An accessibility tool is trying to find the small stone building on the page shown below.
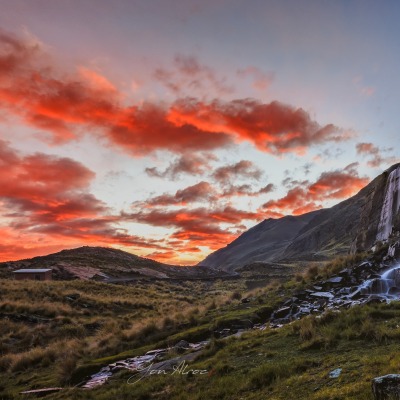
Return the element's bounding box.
[13,269,52,281]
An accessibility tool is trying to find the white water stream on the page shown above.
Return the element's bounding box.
[376,166,400,241]
[359,263,400,299]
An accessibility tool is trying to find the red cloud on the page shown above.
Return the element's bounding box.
[0,31,233,152]
[123,206,261,250]
[0,141,166,261]
[0,31,349,157]
[262,164,370,215]
[168,98,350,155]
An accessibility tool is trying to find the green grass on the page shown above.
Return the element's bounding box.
[0,253,397,399]
[15,300,399,400]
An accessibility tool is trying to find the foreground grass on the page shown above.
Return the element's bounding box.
[38,301,400,400]
[0,277,249,397]
[0,253,397,399]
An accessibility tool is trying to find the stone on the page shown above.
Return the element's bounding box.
[359,261,373,268]
[389,287,400,295]
[174,340,190,351]
[329,368,342,378]
[349,289,362,300]
[326,276,343,284]
[310,292,334,299]
[273,306,291,319]
[372,374,400,400]
[366,296,386,305]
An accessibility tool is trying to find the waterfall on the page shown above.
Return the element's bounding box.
[360,264,400,298]
[376,166,400,241]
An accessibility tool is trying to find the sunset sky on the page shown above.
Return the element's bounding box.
[0,0,399,264]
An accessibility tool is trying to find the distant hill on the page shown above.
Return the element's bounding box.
[200,163,400,271]
[0,246,233,280]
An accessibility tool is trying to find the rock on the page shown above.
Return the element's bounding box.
[349,289,362,300]
[174,340,190,351]
[329,368,342,378]
[326,276,343,284]
[366,296,386,305]
[359,261,373,268]
[394,269,400,287]
[310,292,334,299]
[65,293,80,301]
[389,287,400,295]
[372,374,400,400]
[338,268,352,277]
[337,287,351,295]
[273,306,291,319]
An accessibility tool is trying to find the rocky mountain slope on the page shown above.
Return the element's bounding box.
[0,246,232,280]
[200,163,400,271]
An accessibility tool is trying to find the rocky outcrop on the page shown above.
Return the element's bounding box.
[372,374,400,400]
[269,246,400,326]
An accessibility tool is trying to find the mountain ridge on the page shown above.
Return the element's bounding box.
[0,245,232,280]
[200,163,400,271]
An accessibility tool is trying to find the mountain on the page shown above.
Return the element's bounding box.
[200,163,400,271]
[0,246,232,280]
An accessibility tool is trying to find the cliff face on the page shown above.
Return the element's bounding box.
[200,163,400,271]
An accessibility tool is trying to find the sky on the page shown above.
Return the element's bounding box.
[0,0,399,264]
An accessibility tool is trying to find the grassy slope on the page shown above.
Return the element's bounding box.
[0,277,245,398]
[0,252,397,400]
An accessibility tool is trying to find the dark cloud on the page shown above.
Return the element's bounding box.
[144,182,218,206]
[154,54,234,96]
[212,160,263,184]
[145,153,216,179]
[356,142,398,168]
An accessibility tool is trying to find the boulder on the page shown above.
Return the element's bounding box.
[372,374,400,400]
[174,340,190,352]
[273,306,291,319]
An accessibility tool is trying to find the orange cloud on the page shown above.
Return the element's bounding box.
[123,205,261,251]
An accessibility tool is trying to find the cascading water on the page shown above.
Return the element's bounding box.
[376,166,400,241]
[359,264,400,299]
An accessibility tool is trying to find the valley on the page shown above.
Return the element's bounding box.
[1,163,400,399]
